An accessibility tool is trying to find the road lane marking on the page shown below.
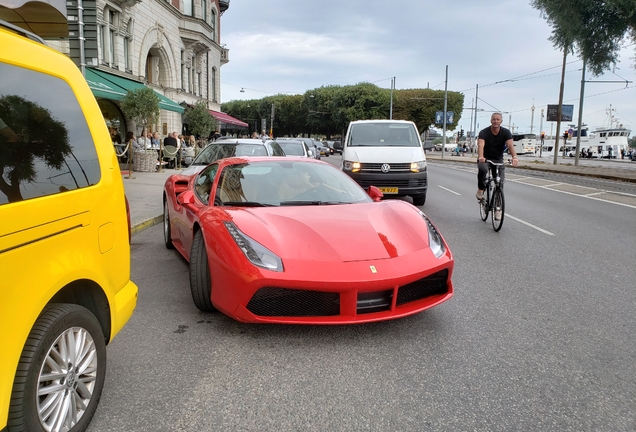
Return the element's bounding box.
[437,185,461,195]
[507,214,555,236]
[430,163,636,209]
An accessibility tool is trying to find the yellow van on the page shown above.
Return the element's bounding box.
[0,21,137,431]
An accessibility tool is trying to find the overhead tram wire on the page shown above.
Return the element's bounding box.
[458,59,582,93]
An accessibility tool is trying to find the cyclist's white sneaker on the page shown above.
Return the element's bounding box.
[476,190,484,200]
[494,209,502,220]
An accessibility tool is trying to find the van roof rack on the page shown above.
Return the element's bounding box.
[0,18,45,44]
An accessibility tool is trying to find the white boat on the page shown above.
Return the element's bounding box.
[539,107,631,158]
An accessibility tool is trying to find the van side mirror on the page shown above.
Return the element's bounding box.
[367,186,384,202]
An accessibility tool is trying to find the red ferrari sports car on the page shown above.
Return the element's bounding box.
[163,157,453,324]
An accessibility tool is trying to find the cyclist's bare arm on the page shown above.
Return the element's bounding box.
[505,138,519,167]
[477,138,486,163]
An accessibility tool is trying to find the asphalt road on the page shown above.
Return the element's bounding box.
[87,158,635,432]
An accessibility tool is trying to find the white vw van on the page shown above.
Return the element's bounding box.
[341,120,428,206]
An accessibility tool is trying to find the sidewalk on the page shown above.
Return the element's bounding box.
[122,155,636,234]
[425,152,636,182]
[120,167,178,234]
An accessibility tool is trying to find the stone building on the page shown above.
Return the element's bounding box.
[48,0,237,140]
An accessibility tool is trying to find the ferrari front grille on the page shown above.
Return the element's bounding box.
[396,269,449,306]
[247,287,340,317]
[357,289,393,314]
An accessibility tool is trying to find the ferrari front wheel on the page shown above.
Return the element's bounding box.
[189,229,216,312]
[8,304,106,432]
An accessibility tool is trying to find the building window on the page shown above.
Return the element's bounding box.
[108,29,115,64]
[210,10,216,41]
[184,0,192,16]
[198,72,202,96]
[180,50,186,90]
[99,25,105,62]
[202,0,207,22]
[211,67,216,102]
[188,65,193,93]
[123,37,129,70]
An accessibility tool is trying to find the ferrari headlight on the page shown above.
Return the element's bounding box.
[343,160,361,173]
[224,222,284,272]
[419,211,445,258]
[411,160,427,173]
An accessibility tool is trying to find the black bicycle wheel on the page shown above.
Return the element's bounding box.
[479,181,491,221]
[491,187,505,231]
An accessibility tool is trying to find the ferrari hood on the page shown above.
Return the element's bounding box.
[228,201,430,262]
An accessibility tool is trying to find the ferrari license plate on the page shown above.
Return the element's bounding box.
[379,187,398,194]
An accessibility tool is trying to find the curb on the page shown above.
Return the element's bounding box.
[131,215,163,235]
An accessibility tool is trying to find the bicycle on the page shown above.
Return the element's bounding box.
[478,160,505,232]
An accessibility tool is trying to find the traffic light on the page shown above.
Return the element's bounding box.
[460,129,464,138]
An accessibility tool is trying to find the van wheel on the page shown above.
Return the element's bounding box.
[412,193,426,206]
[8,304,106,432]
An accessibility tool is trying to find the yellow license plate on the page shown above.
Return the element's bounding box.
[379,187,398,194]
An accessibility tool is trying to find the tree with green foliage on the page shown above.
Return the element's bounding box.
[184,100,215,139]
[120,87,160,136]
[532,0,636,75]
[393,88,464,135]
[221,83,464,138]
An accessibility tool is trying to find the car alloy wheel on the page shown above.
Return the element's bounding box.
[9,304,106,432]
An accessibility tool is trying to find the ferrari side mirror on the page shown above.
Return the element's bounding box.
[367,186,384,202]
[177,190,195,205]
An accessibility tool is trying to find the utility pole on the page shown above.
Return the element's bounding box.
[574,59,586,166]
[469,98,474,149]
[530,99,535,134]
[269,103,275,137]
[442,65,448,160]
[539,108,544,157]
[553,48,568,165]
[472,84,479,151]
[389,76,395,120]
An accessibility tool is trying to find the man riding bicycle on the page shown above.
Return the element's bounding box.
[476,112,518,205]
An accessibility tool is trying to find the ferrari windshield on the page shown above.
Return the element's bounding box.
[213,160,372,206]
[349,122,420,147]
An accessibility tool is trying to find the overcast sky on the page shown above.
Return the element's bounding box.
[219,0,636,136]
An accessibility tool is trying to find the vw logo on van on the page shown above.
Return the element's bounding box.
[381,164,391,173]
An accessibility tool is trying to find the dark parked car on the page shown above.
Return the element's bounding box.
[333,140,343,154]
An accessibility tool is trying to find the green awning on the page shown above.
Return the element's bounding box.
[84,68,185,114]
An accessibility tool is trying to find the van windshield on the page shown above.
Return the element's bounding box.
[349,123,420,147]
